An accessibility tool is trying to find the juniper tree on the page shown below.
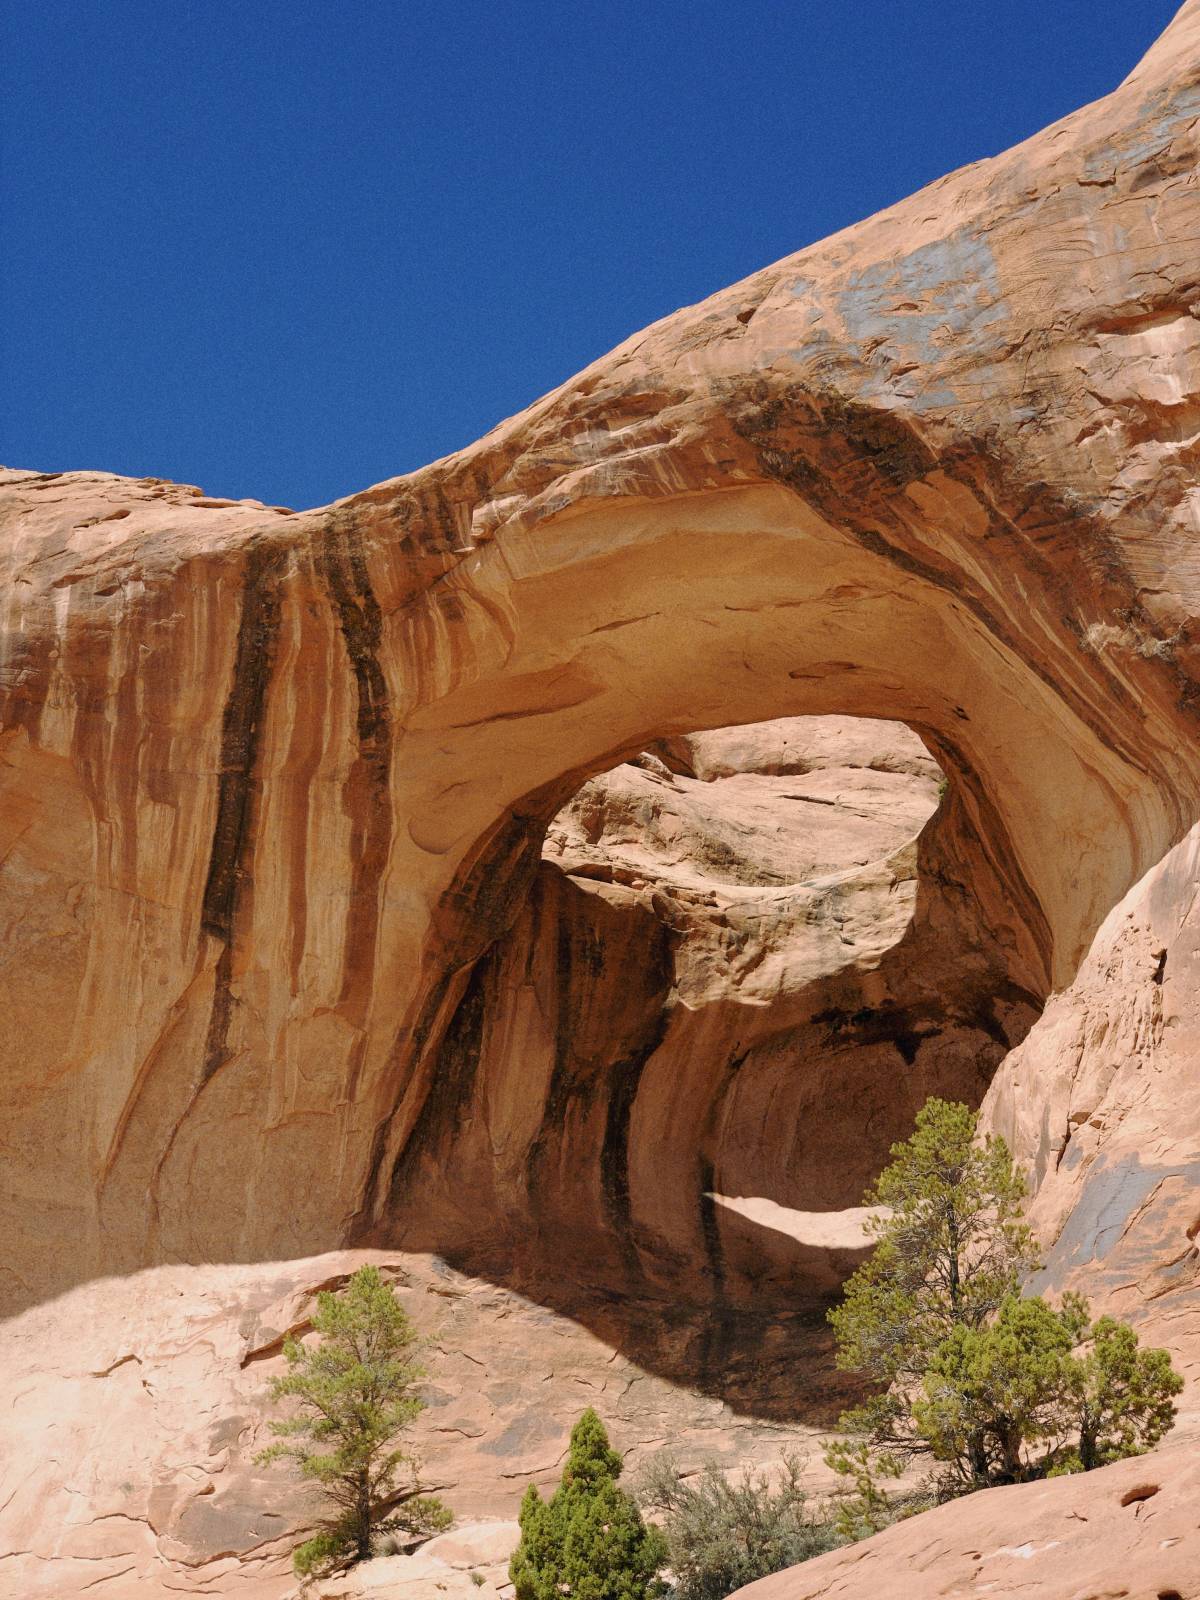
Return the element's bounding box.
[825,1100,1182,1507]
[827,1098,1041,1465]
[911,1292,1183,1491]
[912,1293,1076,1489]
[1057,1301,1183,1473]
[256,1265,451,1577]
[510,1410,666,1600]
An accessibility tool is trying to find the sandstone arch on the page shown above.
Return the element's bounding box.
[1,0,1199,1330]
[373,711,1048,1349]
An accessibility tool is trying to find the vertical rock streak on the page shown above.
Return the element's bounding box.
[315,517,393,1070]
[198,540,286,1080]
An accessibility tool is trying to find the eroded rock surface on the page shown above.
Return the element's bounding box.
[0,1251,838,1599]
[982,821,1200,1392]
[3,2,1200,1312]
[0,719,941,1595]
[4,2,1200,1596]
[400,715,1036,1318]
[721,813,1200,1600]
[732,1442,1200,1600]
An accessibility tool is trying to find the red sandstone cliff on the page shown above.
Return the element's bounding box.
[3,2,1200,1594]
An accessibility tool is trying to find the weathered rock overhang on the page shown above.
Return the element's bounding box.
[1,0,1199,1328]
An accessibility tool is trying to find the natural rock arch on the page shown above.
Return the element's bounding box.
[1,0,1199,1319]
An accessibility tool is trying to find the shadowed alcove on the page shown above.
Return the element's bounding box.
[357,709,1046,1415]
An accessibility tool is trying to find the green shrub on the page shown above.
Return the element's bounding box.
[1054,1303,1183,1473]
[821,1438,902,1542]
[510,1410,666,1600]
[637,1452,837,1600]
[913,1293,1076,1489]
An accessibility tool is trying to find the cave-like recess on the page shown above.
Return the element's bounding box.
[354,713,1043,1409]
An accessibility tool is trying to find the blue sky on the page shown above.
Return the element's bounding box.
[3,1,1181,510]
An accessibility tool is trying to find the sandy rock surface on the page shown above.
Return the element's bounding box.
[0,1250,842,1598]
[302,1523,519,1600]
[733,1442,1200,1600]
[402,709,1029,1317]
[0,719,923,1596]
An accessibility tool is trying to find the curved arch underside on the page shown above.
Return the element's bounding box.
[1,0,1200,1317]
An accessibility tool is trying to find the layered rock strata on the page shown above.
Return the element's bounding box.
[4,0,1200,1309]
[4,2,1200,1596]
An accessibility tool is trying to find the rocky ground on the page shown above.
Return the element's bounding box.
[736,1442,1200,1600]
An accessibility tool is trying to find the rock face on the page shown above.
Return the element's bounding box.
[0,1250,833,1599]
[725,816,1200,1600]
[398,715,1037,1321]
[981,820,1200,1386]
[4,0,1200,1314]
[0,722,972,1596]
[4,2,1200,1596]
[733,1442,1200,1600]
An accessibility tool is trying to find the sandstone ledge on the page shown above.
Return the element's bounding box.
[733,1442,1200,1600]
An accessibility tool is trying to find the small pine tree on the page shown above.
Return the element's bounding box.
[1056,1301,1183,1473]
[828,1098,1041,1467]
[510,1410,667,1600]
[825,1101,1183,1509]
[255,1265,451,1577]
[830,1099,1040,1392]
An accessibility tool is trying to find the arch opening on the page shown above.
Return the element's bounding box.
[99,474,1190,1332]
[366,713,1045,1414]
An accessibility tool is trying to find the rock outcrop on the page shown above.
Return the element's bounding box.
[5,0,1200,1310]
[982,820,1200,1388]
[733,1441,1200,1600]
[4,2,1200,1595]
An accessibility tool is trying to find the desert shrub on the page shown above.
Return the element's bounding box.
[913,1291,1183,1492]
[637,1452,837,1600]
[913,1292,1077,1489]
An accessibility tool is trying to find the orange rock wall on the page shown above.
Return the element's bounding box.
[3,5,1200,1596]
[4,0,1200,1304]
